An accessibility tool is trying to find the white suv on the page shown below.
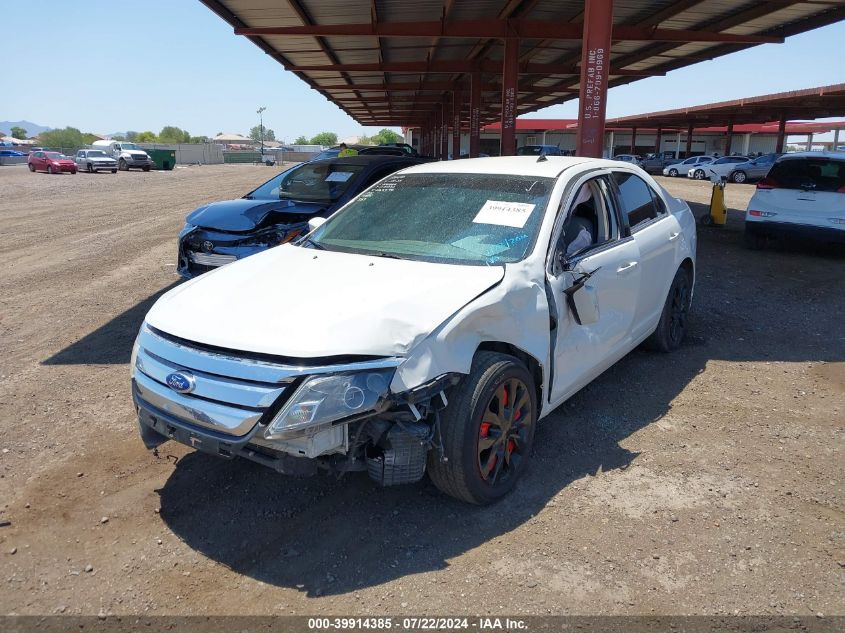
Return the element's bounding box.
[131,157,697,504]
[744,152,845,248]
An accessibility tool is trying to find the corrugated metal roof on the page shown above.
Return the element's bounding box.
[199,0,845,127]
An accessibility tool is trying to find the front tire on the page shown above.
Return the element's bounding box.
[694,169,706,180]
[644,267,691,353]
[48,165,56,174]
[731,170,747,183]
[87,162,95,173]
[142,165,151,172]
[118,158,127,171]
[668,168,678,177]
[428,352,537,505]
[111,169,117,174]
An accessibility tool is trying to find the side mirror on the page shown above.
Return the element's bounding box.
[308,217,327,232]
[564,280,600,325]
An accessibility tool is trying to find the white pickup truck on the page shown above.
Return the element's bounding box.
[132,156,696,504]
[91,140,155,171]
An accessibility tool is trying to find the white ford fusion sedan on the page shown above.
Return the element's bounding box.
[132,156,697,504]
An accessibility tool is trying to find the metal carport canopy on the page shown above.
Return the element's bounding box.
[604,83,845,154]
[198,0,845,158]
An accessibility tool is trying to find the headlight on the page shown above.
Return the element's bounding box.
[265,369,394,437]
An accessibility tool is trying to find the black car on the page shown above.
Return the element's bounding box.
[177,155,426,279]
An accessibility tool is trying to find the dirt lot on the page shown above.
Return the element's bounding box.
[0,164,842,617]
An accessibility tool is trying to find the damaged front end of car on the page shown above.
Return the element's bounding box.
[132,322,461,486]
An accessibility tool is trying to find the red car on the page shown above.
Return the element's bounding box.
[28,151,78,174]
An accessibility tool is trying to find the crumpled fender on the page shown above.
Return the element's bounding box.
[391,258,550,396]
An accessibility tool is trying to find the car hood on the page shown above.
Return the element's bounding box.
[187,198,328,232]
[90,156,115,162]
[145,244,505,358]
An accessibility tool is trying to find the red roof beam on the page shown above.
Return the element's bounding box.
[235,20,783,44]
[285,60,663,76]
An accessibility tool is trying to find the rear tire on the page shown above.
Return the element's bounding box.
[28,163,35,172]
[644,267,691,353]
[427,352,537,505]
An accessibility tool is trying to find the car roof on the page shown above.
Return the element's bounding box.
[777,151,845,161]
[309,154,425,167]
[397,155,609,178]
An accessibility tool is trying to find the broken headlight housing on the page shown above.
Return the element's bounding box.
[264,369,394,438]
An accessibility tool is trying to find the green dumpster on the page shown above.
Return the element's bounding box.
[146,149,176,170]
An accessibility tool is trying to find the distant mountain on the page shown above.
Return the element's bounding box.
[0,120,52,138]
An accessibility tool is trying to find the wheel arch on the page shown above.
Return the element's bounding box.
[474,341,544,416]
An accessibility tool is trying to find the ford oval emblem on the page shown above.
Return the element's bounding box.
[166,371,196,394]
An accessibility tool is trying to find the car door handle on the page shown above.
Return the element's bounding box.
[617,261,638,274]
[668,231,680,241]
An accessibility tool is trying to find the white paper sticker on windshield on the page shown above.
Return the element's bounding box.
[325,171,353,182]
[472,200,536,228]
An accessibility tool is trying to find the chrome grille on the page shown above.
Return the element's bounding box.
[188,252,236,267]
[133,323,294,436]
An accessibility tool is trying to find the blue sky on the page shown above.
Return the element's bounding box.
[3,2,843,140]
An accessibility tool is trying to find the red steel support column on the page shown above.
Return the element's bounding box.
[500,37,519,156]
[724,121,734,155]
[452,89,462,159]
[576,0,613,157]
[685,123,693,157]
[654,126,662,155]
[630,127,637,153]
[441,100,450,160]
[775,113,786,153]
[470,72,482,158]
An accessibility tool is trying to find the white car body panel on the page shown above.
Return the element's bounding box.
[143,157,697,428]
[687,156,749,179]
[745,152,845,234]
[663,155,713,176]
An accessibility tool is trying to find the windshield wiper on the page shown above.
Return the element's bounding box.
[370,252,405,260]
[300,236,326,250]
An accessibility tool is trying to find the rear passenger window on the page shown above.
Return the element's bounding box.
[612,172,664,229]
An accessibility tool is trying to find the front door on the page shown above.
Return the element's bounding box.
[546,174,642,405]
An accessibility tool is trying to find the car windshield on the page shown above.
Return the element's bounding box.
[767,158,845,192]
[45,152,62,159]
[517,146,545,155]
[307,172,554,266]
[121,143,140,150]
[87,150,108,157]
[247,161,365,202]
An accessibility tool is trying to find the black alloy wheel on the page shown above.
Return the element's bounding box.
[428,352,537,504]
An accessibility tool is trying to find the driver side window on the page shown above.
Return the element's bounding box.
[553,176,618,269]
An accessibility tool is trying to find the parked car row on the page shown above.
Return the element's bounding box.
[25,140,155,175]
[133,155,699,505]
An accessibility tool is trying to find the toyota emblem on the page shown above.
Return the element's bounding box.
[202,240,215,253]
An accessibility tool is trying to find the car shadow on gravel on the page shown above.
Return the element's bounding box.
[154,199,841,596]
[42,282,180,365]
[156,338,709,597]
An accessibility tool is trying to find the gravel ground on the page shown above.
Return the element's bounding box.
[0,164,842,617]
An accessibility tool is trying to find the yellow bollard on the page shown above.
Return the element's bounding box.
[700,177,728,226]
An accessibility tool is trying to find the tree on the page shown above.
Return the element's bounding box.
[189,135,209,144]
[38,127,85,149]
[158,126,191,144]
[249,125,275,142]
[10,126,27,140]
[136,131,157,142]
[310,131,338,147]
[371,128,403,145]
[81,133,100,145]
[357,134,373,145]
[111,135,126,141]
[125,131,139,142]
[293,135,309,145]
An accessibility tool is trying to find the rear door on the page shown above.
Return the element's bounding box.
[757,157,845,227]
[610,170,680,340]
